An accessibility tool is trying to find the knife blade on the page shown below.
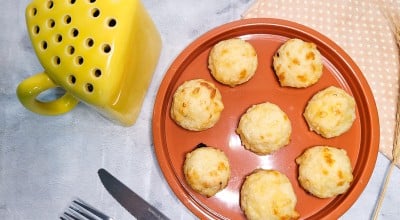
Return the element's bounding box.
[98,168,170,220]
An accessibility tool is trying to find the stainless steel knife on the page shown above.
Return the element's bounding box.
[98,168,170,220]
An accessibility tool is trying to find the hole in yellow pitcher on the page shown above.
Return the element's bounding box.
[55,34,62,43]
[102,44,111,53]
[33,25,40,35]
[75,56,84,65]
[29,7,37,16]
[89,0,96,3]
[64,15,72,24]
[47,1,54,9]
[47,19,55,28]
[91,8,100,18]
[70,28,79,38]
[41,41,48,50]
[66,45,75,55]
[107,18,117,28]
[92,68,102,78]
[85,38,94,47]
[68,75,76,85]
[53,56,61,66]
[85,83,94,93]
[69,0,76,5]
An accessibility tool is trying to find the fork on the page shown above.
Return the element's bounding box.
[60,198,113,220]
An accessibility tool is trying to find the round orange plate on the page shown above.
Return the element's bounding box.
[152,18,380,220]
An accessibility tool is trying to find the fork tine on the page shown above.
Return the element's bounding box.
[64,211,81,220]
[60,215,70,220]
[60,207,94,220]
[60,198,112,220]
[69,205,98,220]
[72,199,110,219]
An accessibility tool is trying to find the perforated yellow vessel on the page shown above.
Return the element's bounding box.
[17,0,162,126]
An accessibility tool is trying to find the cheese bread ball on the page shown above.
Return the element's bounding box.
[240,169,300,220]
[273,38,323,88]
[236,102,292,155]
[170,79,224,131]
[303,86,356,138]
[208,38,258,87]
[183,145,231,197]
[296,146,354,198]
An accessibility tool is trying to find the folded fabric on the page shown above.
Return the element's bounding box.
[242,0,400,165]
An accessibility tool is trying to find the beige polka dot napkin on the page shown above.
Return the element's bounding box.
[242,0,400,165]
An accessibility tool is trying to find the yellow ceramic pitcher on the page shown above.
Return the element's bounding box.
[17,0,162,126]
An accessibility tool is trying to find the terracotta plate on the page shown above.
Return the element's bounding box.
[152,18,379,219]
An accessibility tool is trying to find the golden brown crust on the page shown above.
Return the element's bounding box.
[236,102,292,155]
[183,146,231,197]
[296,146,354,198]
[170,79,224,131]
[273,38,323,88]
[240,169,299,220]
[208,38,258,87]
[303,86,356,138]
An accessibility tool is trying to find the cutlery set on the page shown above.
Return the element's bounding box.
[98,169,169,220]
[61,169,169,220]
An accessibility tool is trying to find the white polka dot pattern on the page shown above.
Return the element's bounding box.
[242,0,400,165]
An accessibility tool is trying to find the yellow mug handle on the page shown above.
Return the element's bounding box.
[16,72,79,115]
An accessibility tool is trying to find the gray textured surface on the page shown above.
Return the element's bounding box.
[0,0,399,219]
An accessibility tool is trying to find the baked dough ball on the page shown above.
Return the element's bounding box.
[303,86,356,138]
[170,79,224,131]
[240,169,299,220]
[208,38,258,87]
[236,102,292,155]
[296,146,353,198]
[183,144,231,197]
[273,38,323,88]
